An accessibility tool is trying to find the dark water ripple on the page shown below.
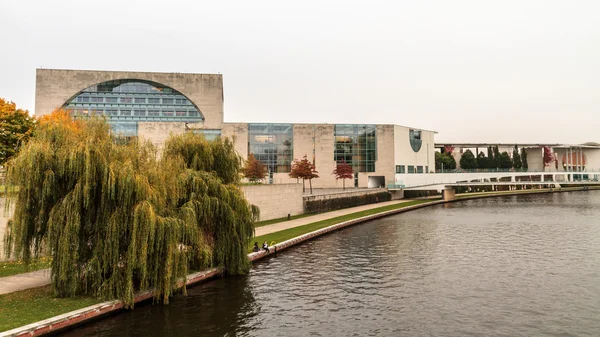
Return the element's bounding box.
[62,192,600,337]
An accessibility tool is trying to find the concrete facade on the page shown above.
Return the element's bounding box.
[35,69,437,190]
[35,69,224,129]
[241,184,304,221]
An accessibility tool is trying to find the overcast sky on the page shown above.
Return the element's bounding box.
[1,0,599,143]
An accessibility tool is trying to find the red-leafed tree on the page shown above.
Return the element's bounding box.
[332,160,353,190]
[290,155,319,193]
[242,154,267,183]
[543,146,554,167]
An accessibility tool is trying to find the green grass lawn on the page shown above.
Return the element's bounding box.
[0,286,99,332]
[0,258,52,278]
[250,199,432,252]
[254,213,314,227]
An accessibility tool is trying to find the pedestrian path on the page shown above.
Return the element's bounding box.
[255,199,412,236]
[0,268,51,295]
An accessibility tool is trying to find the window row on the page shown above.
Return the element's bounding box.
[75,96,189,105]
[70,108,202,118]
[396,165,429,174]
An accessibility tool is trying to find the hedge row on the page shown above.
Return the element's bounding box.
[304,191,392,214]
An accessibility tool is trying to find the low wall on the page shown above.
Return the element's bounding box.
[241,184,304,221]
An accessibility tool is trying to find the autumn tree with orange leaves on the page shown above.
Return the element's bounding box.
[332,160,353,190]
[0,98,36,165]
[290,155,319,194]
[242,154,267,183]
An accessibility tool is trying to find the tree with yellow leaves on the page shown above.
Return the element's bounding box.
[0,98,36,165]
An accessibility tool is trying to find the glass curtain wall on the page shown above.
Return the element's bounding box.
[334,124,377,172]
[248,123,293,173]
[64,79,204,136]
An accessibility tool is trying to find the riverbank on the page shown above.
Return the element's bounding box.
[2,187,598,336]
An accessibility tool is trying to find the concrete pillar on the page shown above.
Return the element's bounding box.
[442,187,456,202]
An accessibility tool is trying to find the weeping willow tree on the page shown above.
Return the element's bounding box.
[3,111,258,306]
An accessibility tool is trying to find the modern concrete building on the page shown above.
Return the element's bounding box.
[35,69,436,189]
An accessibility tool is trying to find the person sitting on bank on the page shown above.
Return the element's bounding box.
[253,242,259,253]
[262,241,270,253]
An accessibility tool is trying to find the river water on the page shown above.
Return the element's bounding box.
[63,192,600,337]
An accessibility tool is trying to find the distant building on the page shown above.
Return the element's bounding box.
[35,69,436,188]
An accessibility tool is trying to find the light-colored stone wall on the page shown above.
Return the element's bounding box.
[584,149,600,171]
[224,123,414,188]
[367,124,395,187]
[222,123,249,158]
[241,184,304,221]
[35,69,224,129]
[138,122,186,152]
[525,148,544,171]
[303,188,388,203]
[393,125,436,184]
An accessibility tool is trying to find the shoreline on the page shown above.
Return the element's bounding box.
[2,187,598,337]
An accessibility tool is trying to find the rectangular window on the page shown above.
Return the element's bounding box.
[248,123,293,173]
[120,109,132,116]
[426,166,429,173]
[77,96,90,103]
[175,98,187,105]
[408,165,415,174]
[334,124,377,173]
[120,97,132,103]
[162,110,174,117]
[162,98,174,104]
[188,110,199,117]
[106,109,118,116]
[105,97,118,103]
[134,98,146,104]
[396,165,405,174]
[134,110,146,116]
[148,98,160,104]
[91,97,103,103]
[147,110,160,117]
[417,166,424,173]
[175,110,186,117]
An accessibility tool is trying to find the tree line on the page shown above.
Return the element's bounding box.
[436,145,529,171]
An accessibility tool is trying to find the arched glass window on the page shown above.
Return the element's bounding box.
[409,129,422,152]
[63,79,204,136]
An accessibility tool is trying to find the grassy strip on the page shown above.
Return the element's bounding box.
[250,200,432,252]
[0,286,99,332]
[255,213,314,227]
[0,258,52,278]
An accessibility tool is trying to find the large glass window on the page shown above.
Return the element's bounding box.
[63,79,204,136]
[396,165,405,174]
[334,124,377,172]
[248,123,293,173]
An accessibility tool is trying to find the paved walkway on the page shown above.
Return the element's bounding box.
[256,199,412,236]
[0,268,51,295]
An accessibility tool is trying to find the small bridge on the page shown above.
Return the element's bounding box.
[388,170,600,191]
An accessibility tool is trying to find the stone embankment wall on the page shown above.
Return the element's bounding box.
[241,184,304,221]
